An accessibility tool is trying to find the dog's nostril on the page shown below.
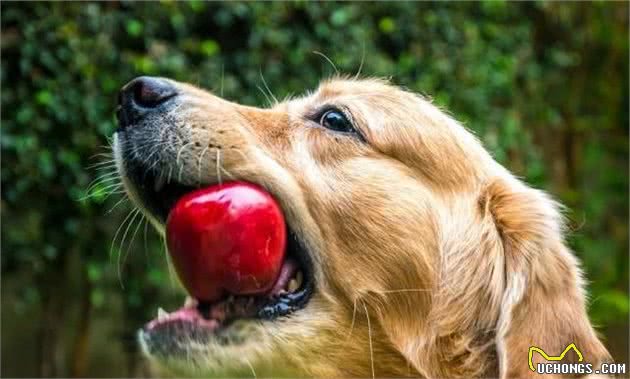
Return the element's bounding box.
[129,76,177,108]
[119,76,177,110]
[116,77,177,130]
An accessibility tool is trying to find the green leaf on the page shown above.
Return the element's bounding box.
[88,263,102,282]
[126,19,143,37]
[91,290,105,308]
[378,17,395,34]
[330,9,349,26]
[35,90,53,106]
[200,40,220,57]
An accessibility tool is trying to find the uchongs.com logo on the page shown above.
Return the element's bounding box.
[529,343,626,375]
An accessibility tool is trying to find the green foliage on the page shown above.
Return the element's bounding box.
[1,2,627,376]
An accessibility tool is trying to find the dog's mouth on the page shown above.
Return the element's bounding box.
[115,139,315,344]
[143,240,312,343]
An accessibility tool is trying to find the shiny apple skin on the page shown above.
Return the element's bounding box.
[166,181,287,302]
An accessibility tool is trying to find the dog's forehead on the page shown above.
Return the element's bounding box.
[316,78,396,100]
[285,78,407,115]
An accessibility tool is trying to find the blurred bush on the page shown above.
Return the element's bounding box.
[1,1,627,376]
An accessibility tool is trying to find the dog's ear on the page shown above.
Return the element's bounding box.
[481,179,611,378]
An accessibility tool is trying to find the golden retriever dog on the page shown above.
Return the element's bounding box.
[113,76,611,378]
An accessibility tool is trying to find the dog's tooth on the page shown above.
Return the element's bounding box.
[287,278,299,293]
[295,271,303,288]
[157,307,168,321]
[184,296,196,308]
[154,173,166,192]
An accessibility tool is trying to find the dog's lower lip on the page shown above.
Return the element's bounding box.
[143,258,314,334]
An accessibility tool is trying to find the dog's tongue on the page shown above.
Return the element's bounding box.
[165,182,287,302]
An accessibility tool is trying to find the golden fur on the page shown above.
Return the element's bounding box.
[118,78,611,378]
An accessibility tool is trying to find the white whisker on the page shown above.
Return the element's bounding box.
[220,64,225,97]
[167,165,174,184]
[89,152,115,160]
[177,142,194,165]
[177,142,194,182]
[143,140,172,173]
[346,297,358,340]
[85,171,119,189]
[354,41,366,80]
[110,208,137,262]
[80,183,124,201]
[81,182,123,197]
[362,301,375,379]
[197,145,210,186]
[116,208,141,288]
[244,358,258,379]
[120,210,145,278]
[86,176,120,190]
[86,160,117,169]
[259,68,278,105]
[257,85,273,108]
[143,217,150,261]
[219,166,235,181]
[106,197,129,214]
[161,233,177,286]
[215,149,223,184]
[313,50,339,75]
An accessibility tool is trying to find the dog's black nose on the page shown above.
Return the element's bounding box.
[117,76,177,128]
[120,76,176,108]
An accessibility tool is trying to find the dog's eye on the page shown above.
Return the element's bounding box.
[320,110,354,133]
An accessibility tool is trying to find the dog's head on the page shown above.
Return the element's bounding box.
[113,76,610,377]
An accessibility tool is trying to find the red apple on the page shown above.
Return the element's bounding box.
[166,182,286,302]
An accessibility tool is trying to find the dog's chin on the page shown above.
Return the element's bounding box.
[113,133,317,375]
[137,306,322,377]
[138,315,276,377]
